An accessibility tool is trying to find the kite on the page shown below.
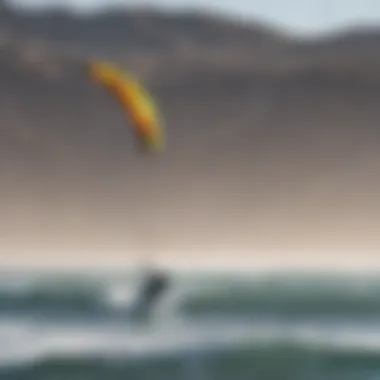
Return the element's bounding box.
[88,61,164,152]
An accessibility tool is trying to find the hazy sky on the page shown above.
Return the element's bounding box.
[8,0,380,36]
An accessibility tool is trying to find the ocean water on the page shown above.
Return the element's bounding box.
[2,269,380,379]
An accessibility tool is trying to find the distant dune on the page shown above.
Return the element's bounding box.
[0,3,380,266]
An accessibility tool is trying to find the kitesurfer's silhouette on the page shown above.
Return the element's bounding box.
[131,267,170,319]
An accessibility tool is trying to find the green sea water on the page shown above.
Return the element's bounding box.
[1,269,380,380]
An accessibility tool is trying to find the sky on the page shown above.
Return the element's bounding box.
[8,0,380,36]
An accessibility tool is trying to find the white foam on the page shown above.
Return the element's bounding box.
[2,317,380,368]
[105,281,137,309]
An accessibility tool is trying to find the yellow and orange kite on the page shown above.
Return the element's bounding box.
[87,61,164,153]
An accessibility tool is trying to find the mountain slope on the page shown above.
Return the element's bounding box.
[0,6,380,259]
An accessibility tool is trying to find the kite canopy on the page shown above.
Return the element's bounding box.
[88,61,164,152]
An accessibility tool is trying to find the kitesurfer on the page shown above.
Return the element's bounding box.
[130,267,170,319]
